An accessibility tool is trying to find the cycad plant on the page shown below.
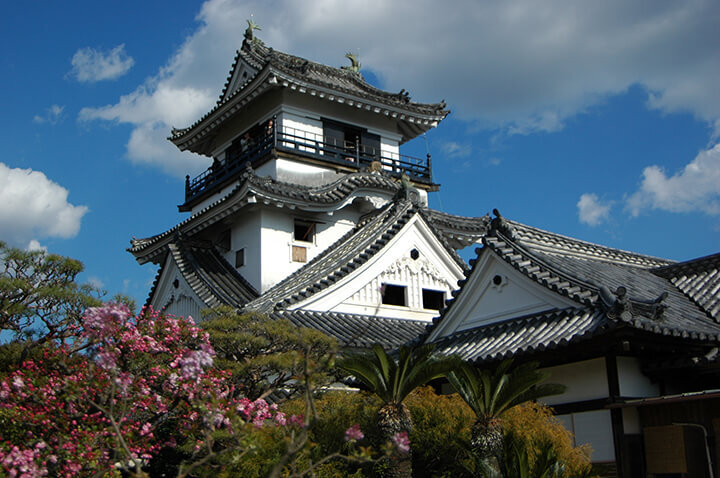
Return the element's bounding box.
[337,343,458,478]
[448,359,566,473]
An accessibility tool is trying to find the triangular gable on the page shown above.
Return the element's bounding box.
[426,247,577,341]
[150,251,207,321]
[148,242,258,319]
[221,52,260,103]
[288,213,465,321]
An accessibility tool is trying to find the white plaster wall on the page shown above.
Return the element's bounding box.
[380,134,400,158]
[259,208,293,292]
[541,358,609,405]
[557,410,616,462]
[257,207,357,292]
[279,110,323,154]
[231,210,262,292]
[273,158,344,187]
[617,356,659,398]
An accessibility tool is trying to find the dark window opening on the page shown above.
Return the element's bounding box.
[235,248,245,268]
[422,289,445,310]
[322,119,380,161]
[294,220,315,243]
[382,284,407,306]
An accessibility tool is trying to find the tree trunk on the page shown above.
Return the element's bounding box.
[378,402,413,478]
[471,418,504,477]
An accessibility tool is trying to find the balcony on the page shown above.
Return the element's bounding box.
[182,124,433,207]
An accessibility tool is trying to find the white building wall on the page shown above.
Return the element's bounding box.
[541,358,609,405]
[617,356,660,398]
[231,210,262,292]
[556,410,616,462]
[257,207,358,293]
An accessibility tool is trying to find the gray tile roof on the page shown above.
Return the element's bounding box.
[421,209,491,248]
[171,38,449,149]
[433,308,608,363]
[508,219,671,268]
[652,253,720,321]
[425,211,720,361]
[157,240,259,308]
[269,309,427,349]
[223,42,448,117]
[129,169,401,262]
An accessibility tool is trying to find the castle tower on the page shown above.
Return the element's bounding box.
[128,26,484,330]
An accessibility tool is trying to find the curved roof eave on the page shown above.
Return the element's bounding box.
[170,44,450,153]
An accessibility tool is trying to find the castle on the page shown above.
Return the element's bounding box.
[130,25,720,478]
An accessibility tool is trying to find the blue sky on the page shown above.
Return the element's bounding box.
[1,0,719,306]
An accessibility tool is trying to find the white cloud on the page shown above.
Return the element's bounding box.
[626,143,720,216]
[33,104,64,124]
[87,276,105,289]
[79,0,720,175]
[26,240,47,253]
[441,141,472,158]
[578,193,612,226]
[70,44,135,82]
[0,163,89,246]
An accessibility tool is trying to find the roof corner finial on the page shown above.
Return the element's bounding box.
[395,173,421,205]
[341,52,361,73]
[244,17,262,44]
[489,208,515,239]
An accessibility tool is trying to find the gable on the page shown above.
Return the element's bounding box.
[428,250,577,341]
[288,214,465,321]
[150,254,206,321]
[222,58,259,103]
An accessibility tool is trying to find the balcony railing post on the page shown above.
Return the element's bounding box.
[185,175,191,201]
[273,115,277,148]
[355,136,360,164]
[426,153,432,181]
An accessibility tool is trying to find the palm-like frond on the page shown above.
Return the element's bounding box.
[337,343,458,405]
[448,359,566,420]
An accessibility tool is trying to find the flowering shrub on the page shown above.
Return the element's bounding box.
[0,305,301,477]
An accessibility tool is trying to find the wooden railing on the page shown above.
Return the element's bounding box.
[184,124,432,204]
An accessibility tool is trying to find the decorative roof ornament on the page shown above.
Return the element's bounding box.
[489,209,516,240]
[599,285,668,321]
[341,52,361,73]
[600,286,632,321]
[244,18,262,45]
[393,173,421,205]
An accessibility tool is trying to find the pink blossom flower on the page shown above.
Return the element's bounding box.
[179,344,214,381]
[0,381,10,400]
[344,424,364,441]
[392,431,410,454]
[11,376,24,391]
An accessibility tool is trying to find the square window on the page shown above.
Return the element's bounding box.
[294,220,315,243]
[235,248,245,267]
[422,289,445,310]
[381,283,407,306]
[292,245,307,263]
